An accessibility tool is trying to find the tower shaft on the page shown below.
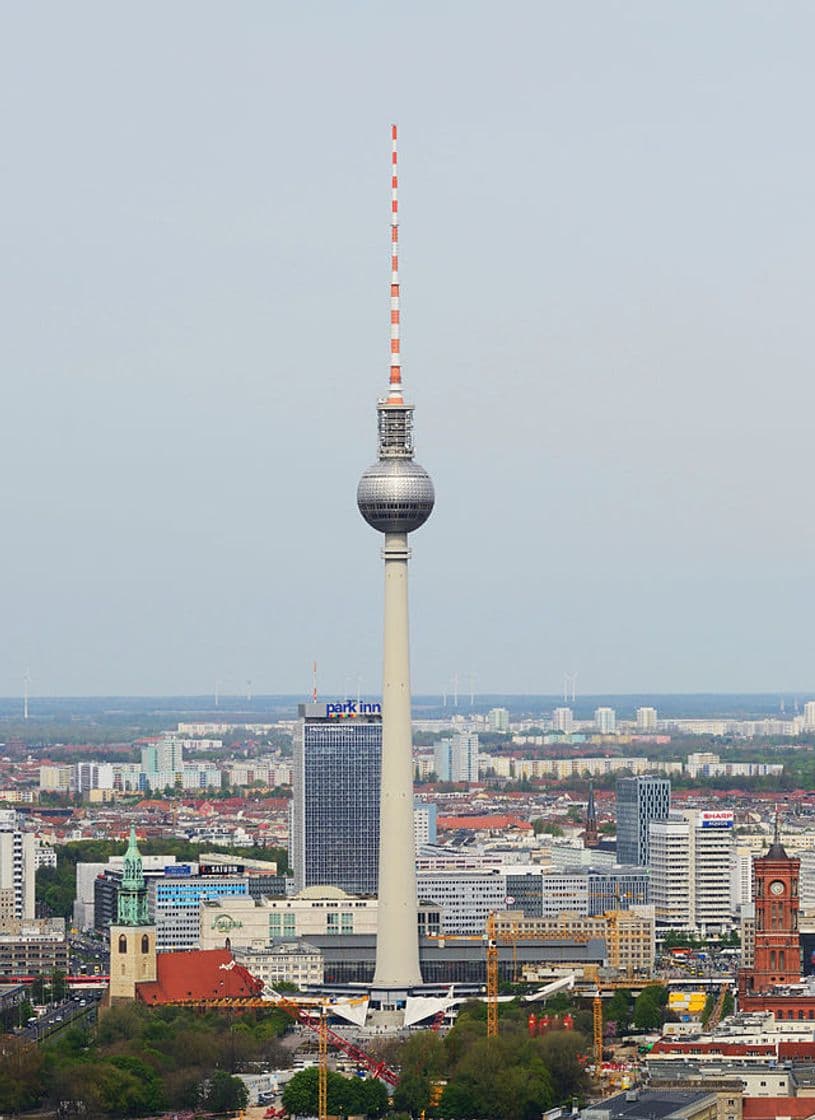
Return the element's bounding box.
[373,531,422,988]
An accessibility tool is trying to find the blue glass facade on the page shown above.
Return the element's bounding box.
[292,708,381,895]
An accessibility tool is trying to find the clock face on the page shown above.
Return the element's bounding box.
[769,880,785,896]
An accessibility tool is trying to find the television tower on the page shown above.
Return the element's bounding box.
[357,125,434,991]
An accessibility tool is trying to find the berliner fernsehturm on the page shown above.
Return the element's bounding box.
[357,125,434,991]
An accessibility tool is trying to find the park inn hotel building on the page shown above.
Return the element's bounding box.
[290,702,381,896]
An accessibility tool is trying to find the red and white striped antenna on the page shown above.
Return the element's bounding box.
[388,123,403,403]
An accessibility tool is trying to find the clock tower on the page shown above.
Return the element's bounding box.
[740,813,800,994]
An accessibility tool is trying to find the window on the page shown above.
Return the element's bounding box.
[118,935,127,953]
[141,935,150,953]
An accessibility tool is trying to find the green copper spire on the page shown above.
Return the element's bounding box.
[117,826,150,926]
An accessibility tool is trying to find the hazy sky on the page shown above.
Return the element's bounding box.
[2,2,815,698]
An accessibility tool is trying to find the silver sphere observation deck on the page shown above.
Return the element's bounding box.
[357,457,435,534]
[357,398,435,535]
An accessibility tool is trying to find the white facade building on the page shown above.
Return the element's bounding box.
[649,809,734,933]
[730,845,754,915]
[798,848,815,913]
[433,733,479,783]
[803,701,815,732]
[0,825,35,921]
[487,708,510,733]
[594,707,617,734]
[416,870,506,934]
[552,708,574,734]
[636,707,658,732]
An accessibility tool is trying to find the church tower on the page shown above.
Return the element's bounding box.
[584,781,600,849]
[739,813,800,995]
[108,826,157,1000]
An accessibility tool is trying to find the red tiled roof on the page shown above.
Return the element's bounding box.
[137,949,264,1005]
[743,1100,815,1120]
[437,814,533,831]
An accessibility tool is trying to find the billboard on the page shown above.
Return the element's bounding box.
[700,811,734,829]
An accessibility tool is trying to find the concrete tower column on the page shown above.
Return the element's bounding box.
[374,531,422,988]
[357,125,435,997]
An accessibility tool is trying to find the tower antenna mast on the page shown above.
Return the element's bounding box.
[357,124,435,993]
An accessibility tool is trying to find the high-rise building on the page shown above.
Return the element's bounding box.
[487,707,509,733]
[731,845,754,915]
[615,776,671,866]
[649,809,734,934]
[413,801,437,847]
[141,738,184,776]
[804,701,815,732]
[291,702,381,896]
[552,707,574,734]
[636,707,658,732]
[0,814,35,921]
[595,707,616,734]
[434,732,479,783]
[356,125,435,993]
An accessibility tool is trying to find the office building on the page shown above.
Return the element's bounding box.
[291,702,381,896]
[148,872,249,952]
[594,707,616,734]
[416,870,507,934]
[615,775,671,866]
[649,809,734,934]
[495,906,655,975]
[232,941,323,987]
[200,888,441,951]
[636,707,658,732]
[433,732,479,783]
[0,918,68,977]
[487,707,509,733]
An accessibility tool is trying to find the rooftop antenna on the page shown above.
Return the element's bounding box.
[23,670,30,721]
[388,123,403,403]
[312,660,318,704]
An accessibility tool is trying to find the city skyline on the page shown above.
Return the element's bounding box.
[4,4,815,695]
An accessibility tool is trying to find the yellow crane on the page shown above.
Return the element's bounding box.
[593,991,603,1069]
[486,912,499,1038]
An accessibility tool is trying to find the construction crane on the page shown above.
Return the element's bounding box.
[705,982,731,1031]
[318,1006,328,1120]
[593,992,603,1070]
[486,912,499,1038]
[165,995,400,1087]
[485,912,592,1032]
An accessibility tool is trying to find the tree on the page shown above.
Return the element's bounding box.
[204,1070,248,1114]
[0,1036,45,1113]
[393,1072,431,1117]
[604,990,633,1034]
[633,986,667,1032]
